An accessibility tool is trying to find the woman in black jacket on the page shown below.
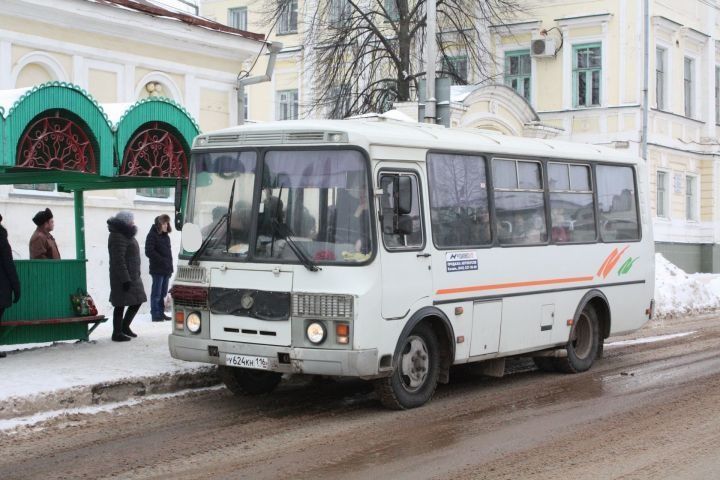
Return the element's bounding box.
[0,214,21,357]
[145,214,173,321]
[108,211,146,342]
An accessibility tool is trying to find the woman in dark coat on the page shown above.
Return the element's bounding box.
[0,214,21,357]
[108,211,146,342]
[145,214,173,321]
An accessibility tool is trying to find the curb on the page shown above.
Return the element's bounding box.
[0,366,220,421]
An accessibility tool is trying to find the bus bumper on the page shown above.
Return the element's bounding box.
[168,334,380,378]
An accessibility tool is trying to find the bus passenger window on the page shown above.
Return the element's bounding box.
[427,153,490,248]
[493,159,547,245]
[596,165,640,241]
[548,162,596,243]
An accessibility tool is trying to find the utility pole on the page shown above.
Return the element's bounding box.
[424,0,437,124]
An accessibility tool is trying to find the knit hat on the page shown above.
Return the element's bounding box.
[115,210,134,226]
[32,208,53,227]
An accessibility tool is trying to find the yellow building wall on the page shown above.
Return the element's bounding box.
[200,88,230,132]
[15,64,54,88]
[87,69,118,103]
[3,15,243,75]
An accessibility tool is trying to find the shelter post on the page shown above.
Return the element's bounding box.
[74,190,86,261]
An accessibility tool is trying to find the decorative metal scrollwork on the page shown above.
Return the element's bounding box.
[17,113,97,173]
[121,122,187,178]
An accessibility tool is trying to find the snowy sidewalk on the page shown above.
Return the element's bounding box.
[0,314,217,419]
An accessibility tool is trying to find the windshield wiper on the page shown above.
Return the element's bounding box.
[225,179,237,252]
[189,180,236,265]
[272,219,320,272]
[189,213,226,265]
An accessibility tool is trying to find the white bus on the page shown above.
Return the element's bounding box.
[169,119,654,409]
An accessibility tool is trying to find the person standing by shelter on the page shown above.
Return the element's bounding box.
[145,214,173,322]
[107,211,146,342]
[0,214,21,358]
[29,208,60,259]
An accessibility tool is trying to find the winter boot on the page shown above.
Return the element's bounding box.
[112,306,131,341]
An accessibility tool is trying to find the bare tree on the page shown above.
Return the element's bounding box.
[263,0,520,118]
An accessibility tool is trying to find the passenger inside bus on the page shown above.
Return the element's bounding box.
[331,181,371,254]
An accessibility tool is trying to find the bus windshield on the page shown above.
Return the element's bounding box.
[186,149,373,265]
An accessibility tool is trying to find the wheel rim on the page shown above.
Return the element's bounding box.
[400,335,429,392]
[571,312,592,359]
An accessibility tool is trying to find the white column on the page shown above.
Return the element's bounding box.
[72,55,86,89]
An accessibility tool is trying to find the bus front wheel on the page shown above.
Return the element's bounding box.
[555,306,600,373]
[374,323,440,410]
[219,366,282,395]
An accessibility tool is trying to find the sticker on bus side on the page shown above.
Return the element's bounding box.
[446,251,478,272]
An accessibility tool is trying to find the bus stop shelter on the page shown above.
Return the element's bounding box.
[0,82,198,345]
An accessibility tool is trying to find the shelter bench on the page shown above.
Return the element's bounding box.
[1,315,108,337]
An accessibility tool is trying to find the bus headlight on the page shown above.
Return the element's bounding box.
[187,312,202,334]
[306,322,326,344]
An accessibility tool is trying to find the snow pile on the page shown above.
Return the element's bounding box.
[654,253,720,318]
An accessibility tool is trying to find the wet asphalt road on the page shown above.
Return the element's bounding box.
[2,313,720,480]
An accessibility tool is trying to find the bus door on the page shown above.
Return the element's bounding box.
[377,168,432,319]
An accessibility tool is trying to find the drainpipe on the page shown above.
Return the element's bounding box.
[424,0,437,124]
[237,41,283,125]
[641,0,649,161]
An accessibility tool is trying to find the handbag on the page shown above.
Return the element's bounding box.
[70,288,98,316]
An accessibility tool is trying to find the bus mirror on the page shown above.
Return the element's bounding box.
[181,223,203,253]
[396,176,412,215]
[174,179,184,231]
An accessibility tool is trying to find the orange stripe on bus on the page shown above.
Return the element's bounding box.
[601,245,629,278]
[596,248,618,277]
[436,276,595,295]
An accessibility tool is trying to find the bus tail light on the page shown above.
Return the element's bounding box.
[336,323,349,344]
[175,311,185,330]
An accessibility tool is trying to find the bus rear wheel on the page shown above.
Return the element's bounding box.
[374,323,440,410]
[219,366,282,395]
[555,306,600,373]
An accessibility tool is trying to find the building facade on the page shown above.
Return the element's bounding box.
[0,0,265,312]
[201,0,720,273]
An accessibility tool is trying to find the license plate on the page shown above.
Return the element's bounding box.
[225,353,277,370]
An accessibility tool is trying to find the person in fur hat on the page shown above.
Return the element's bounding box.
[145,214,173,321]
[107,211,147,342]
[29,208,60,259]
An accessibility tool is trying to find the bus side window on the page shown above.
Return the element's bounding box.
[596,165,640,241]
[548,162,597,243]
[379,173,423,250]
[493,159,547,245]
[427,153,491,248]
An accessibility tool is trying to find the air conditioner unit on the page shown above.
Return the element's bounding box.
[531,38,556,57]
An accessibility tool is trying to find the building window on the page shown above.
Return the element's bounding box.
[715,67,719,124]
[329,0,351,27]
[684,56,694,118]
[686,175,697,221]
[228,7,247,30]
[504,50,531,101]
[278,0,298,34]
[328,84,351,119]
[573,43,601,107]
[656,47,666,110]
[13,183,56,193]
[137,187,171,199]
[442,56,468,85]
[277,89,299,120]
[656,171,668,218]
[384,0,399,21]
